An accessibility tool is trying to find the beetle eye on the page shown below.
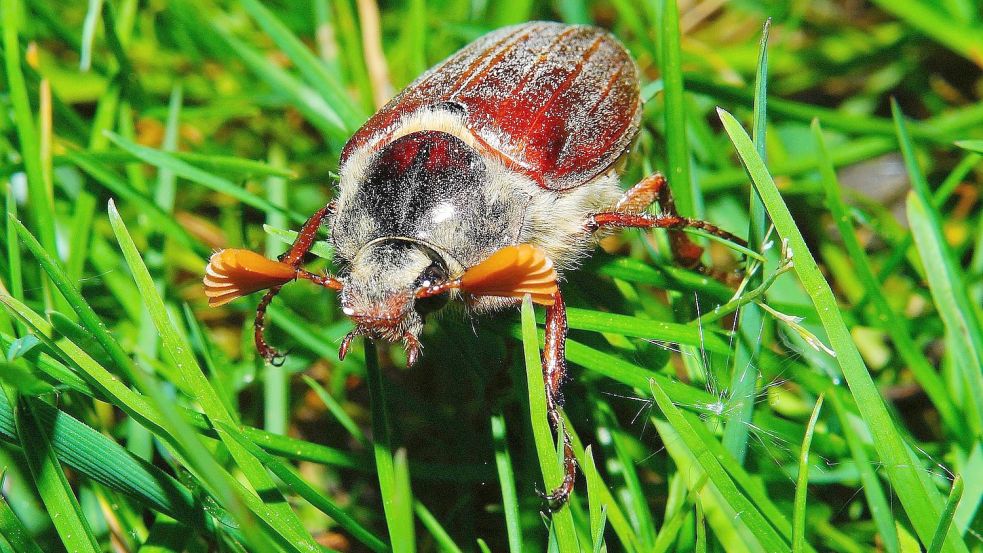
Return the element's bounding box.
[415,261,448,288]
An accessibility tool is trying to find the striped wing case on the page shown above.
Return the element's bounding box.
[340,21,642,191]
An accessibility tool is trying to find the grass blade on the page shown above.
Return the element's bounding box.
[661,0,695,216]
[718,107,968,553]
[219,422,390,553]
[105,132,307,225]
[0,473,43,553]
[829,392,900,553]
[648,378,790,551]
[106,200,321,552]
[365,340,411,552]
[894,102,983,437]
[520,296,579,551]
[792,394,824,553]
[813,119,963,436]
[722,18,770,463]
[490,413,523,553]
[927,475,964,553]
[10,395,100,553]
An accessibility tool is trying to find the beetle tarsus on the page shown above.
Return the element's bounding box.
[540,290,578,510]
[255,285,285,363]
[339,328,360,361]
[404,332,422,366]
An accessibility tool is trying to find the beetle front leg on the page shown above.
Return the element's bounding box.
[280,201,335,266]
[254,202,337,363]
[542,290,577,509]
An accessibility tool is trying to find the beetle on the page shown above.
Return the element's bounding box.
[204,21,745,508]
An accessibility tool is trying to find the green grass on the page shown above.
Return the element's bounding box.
[1,1,982,551]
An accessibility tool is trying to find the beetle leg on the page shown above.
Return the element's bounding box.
[542,290,577,509]
[593,173,748,269]
[589,176,747,269]
[280,201,335,266]
[254,202,338,363]
[255,284,286,364]
[613,172,667,214]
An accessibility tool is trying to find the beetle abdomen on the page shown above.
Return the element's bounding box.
[341,22,641,191]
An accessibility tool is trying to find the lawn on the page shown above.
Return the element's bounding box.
[0,0,981,551]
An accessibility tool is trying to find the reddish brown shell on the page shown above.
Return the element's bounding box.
[340,21,641,191]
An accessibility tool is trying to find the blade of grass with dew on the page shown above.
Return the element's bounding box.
[520,296,578,551]
[365,340,411,552]
[107,200,322,552]
[0,472,43,553]
[828,392,900,553]
[792,394,824,553]
[723,18,770,464]
[813,119,963,436]
[893,102,983,438]
[490,413,522,553]
[8,394,101,553]
[105,132,307,224]
[719,107,968,553]
[0,393,207,530]
[648,378,790,551]
[218,422,389,553]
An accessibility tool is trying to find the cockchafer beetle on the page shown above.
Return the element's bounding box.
[204,21,745,507]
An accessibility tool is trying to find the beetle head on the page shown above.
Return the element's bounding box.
[338,238,455,365]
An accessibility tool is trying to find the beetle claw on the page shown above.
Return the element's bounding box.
[339,328,360,361]
[404,333,422,367]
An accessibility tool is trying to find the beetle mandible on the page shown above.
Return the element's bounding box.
[204,21,746,507]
